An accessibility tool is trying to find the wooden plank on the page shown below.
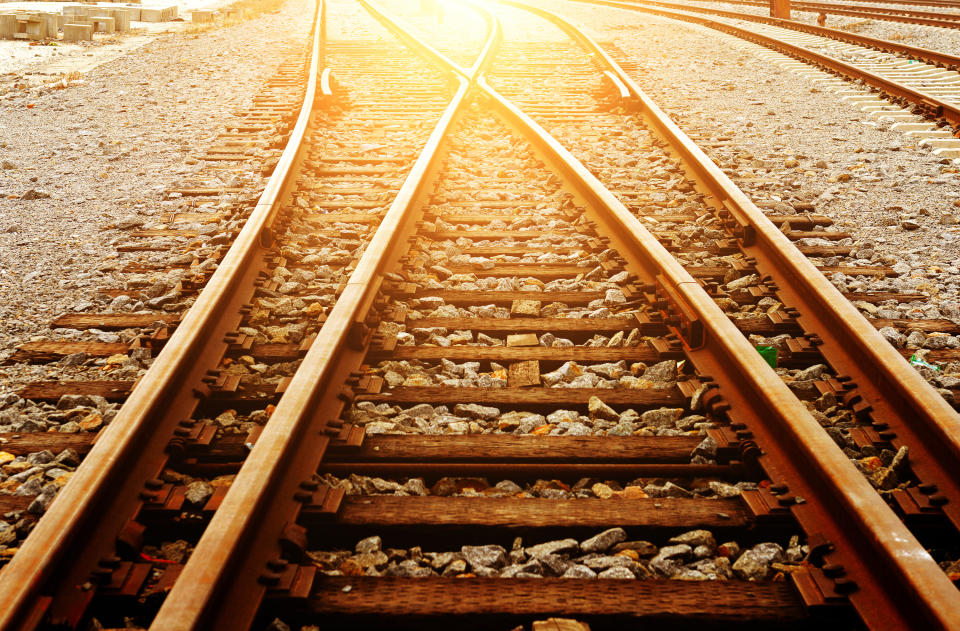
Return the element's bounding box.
[313,201,388,209]
[731,317,803,335]
[3,342,129,365]
[51,313,179,330]
[318,156,408,164]
[168,188,246,196]
[130,229,198,238]
[228,343,306,361]
[310,577,805,620]
[159,212,222,223]
[461,247,586,256]
[314,166,399,175]
[408,290,606,306]
[0,496,32,513]
[407,318,638,333]
[305,213,384,223]
[17,381,135,402]
[323,496,749,528]
[368,347,658,363]
[784,231,850,241]
[901,348,960,362]
[432,231,555,241]
[871,318,960,334]
[357,387,685,407]
[843,292,927,304]
[818,265,896,277]
[442,264,600,279]
[0,433,96,456]
[767,214,833,228]
[797,245,853,256]
[432,200,544,209]
[435,213,563,223]
[326,435,702,462]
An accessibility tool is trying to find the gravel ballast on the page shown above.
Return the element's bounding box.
[0,0,313,384]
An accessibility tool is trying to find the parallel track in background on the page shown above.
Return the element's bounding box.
[676,0,960,28]
[573,0,960,127]
[0,0,958,630]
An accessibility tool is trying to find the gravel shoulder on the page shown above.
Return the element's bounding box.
[0,0,313,381]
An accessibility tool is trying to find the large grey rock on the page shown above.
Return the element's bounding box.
[461,544,507,569]
[561,564,598,579]
[184,480,214,505]
[611,541,658,557]
[525,538,580,558]
[356,535,382,554]
[587,396,618,421]
[641,360,677,384]
[453,403,500,421]
[641,407,683,427]
[732,543,784,580]
[649,544,692,577]
[580,527,627,553]
[598,566,635,579]
[582,555,634,571]
[668,530,716,552]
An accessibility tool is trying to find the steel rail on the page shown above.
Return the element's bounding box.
[679,0,960,27]
[562,0,960,527]
[0,2,325,629]
[758,0,960,20]
[815,0,960,6]
[571,0,960,123]
[164,0,960,626]
[487,0,960,627]
[147,8,499,629]
[818,0,960,7]
[622,0,960,70]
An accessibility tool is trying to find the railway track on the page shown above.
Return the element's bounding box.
[676,0,960,28]
[569,0,960,129]
[0,0,959,629]
[617,0,960,69]
[813,0,960,8]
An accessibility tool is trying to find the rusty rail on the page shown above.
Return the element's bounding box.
[146,8,499,629]
[0,2,325,629]
[499,0,960,628]
[683,0,960,28]
[498,0,960,629]
[572,0,960,125]
[560,1,960,515]
[625,0,960,70]
[151,0,960,628]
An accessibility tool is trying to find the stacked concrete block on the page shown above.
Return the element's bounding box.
[37,13,59,37]
[102,8,130,31]
[90,15,115,33]
[62,22,93,41]
[139,7,163,22]
[191,10,213,23]
[22,16,47,40]
[139,6,178,22]
[0,14,17,40]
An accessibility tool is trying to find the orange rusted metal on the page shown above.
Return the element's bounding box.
[147,9,499,627]
[771,0,792,18]
[0,3,325,630]
[505,1,960,628]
